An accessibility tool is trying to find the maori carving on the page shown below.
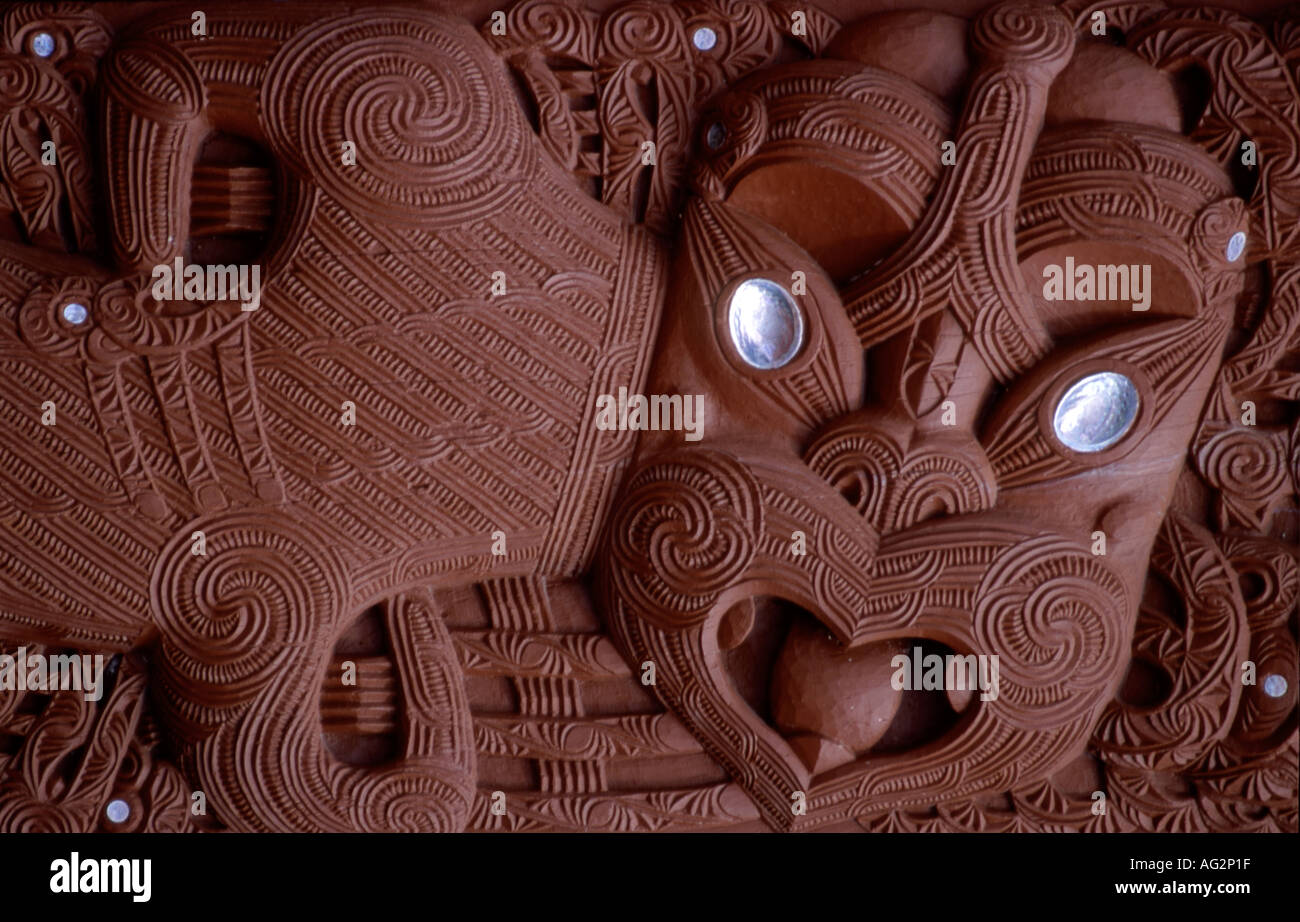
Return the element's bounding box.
[1,0,1296,835]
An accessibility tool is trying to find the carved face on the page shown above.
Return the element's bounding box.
[0,0,1295,834]
[597,5,1274,829]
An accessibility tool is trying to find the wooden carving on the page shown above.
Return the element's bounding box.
[0,0,1295,834]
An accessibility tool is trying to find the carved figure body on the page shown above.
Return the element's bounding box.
[1,0,1295,833]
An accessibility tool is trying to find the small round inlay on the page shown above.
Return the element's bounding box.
[1263,673,1288,698]
[31,32,55,58]
[62,301,88,325]
[105,799,131,823]
[692,26,717,52]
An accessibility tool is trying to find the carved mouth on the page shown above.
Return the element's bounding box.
[719,595,972,775]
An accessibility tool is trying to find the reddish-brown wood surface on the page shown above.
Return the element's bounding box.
[0,0,1295,832]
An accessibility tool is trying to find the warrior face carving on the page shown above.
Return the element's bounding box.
[0,0,1295,834]
[599,3,1258,828]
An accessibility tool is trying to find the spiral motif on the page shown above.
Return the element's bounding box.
[349,770,472,833]
[1192,197,1250,269]
[611,451,762,627]
[0,800,81,833]
[150,512,349,704]
[971,1,1075,68]
[263,10,532,229]
[0,55,40,107]
[1197,426,1287,500]
[1093,517,1247,770]
[498,0,594,60]
[598,1,689,62]
[974,536,1127,726]
[17,277,97,359]
[700,90,767,180]
[1219,535,1298,627]
[805,423,899,525]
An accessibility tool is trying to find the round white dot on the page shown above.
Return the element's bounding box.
[692,26,717,52]
[1263,673,1287,698]
[727,278,804,370]
[105,799,130,823]
[61,301,88,325]
[31,32,55,58]
[1226,231,1246,262]
[1052,371,1140,453]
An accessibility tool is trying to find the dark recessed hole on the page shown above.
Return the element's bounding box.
[869,638,963,754]
[722,596,797,726]
[1118,657,1173,708]
[1139,571,1186,631]
[1238,569,1267,605]
[1228,135,1260,201]
[1171,65,1214,136]
[322,603,399,767]
[187,132,274,267]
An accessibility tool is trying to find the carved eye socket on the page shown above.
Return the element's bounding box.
[727,278,804,370]
[1051,371,1140,453]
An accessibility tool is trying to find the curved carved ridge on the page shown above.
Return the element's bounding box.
[0,0,1295,835]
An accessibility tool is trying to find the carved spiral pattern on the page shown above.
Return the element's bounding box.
[971,1,1075,66]
[17,277,97,358]
[1192,197,1251,268]
[598,1,689,62]
[610,451,762,626]
[0,801,80,833]
[1197,427,1288,500]
[263,10,533,228]
[345,767,472,834]
[1221,535,1299,629]
[0,53,40,106]
[697,89,767,186]
[84,274,250,360]
[151,512,349,705]
[975,537,1128,726]
[893,457,991,527]
[501,0,593,58]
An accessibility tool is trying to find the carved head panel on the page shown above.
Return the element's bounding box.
[0,0,1295,833]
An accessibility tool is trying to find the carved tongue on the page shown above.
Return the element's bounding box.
[770,619,907,771]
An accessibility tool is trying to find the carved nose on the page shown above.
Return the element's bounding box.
[805,410,998,536]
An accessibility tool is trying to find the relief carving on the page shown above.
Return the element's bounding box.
[0,0,1295,834]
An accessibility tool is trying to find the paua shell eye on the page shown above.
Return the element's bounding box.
[1051,371,1140,453]
[726,278,804,370]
